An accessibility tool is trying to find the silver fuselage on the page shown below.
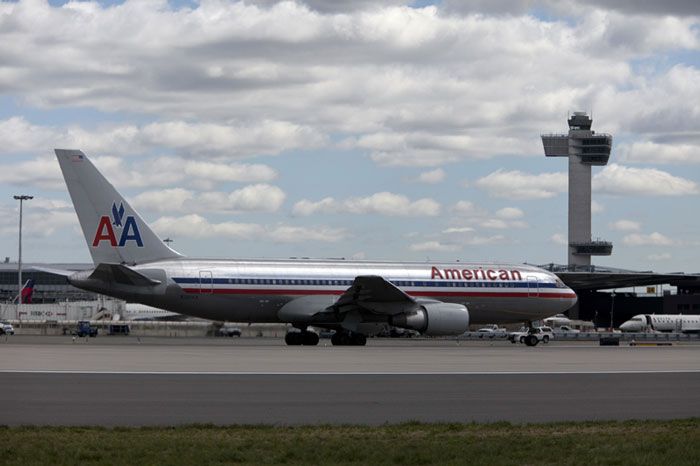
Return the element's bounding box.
[72,258,577,325]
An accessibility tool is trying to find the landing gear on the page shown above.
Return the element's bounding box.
[284,330,320,346]
[331,331,367,346]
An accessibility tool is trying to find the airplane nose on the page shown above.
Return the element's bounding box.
[620,322,633,332]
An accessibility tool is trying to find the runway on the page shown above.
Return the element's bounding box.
[2,337,699,425]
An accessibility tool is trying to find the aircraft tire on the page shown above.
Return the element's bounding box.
[331,331,356,346]
[351,333,367,346]
[525,334,539,347]
[330,332,343,346]
[285,332,303,346]
[302,331,320,346]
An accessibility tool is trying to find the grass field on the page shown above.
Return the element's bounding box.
[1,419,698,465]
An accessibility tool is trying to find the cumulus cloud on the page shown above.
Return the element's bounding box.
[648,253,672,261]
[0,152,278,192]
[409,241,460,252]
[133,185,286,214]
[0,199,77,238]
[442,226,475,234]
[593,164,699,196]
[2,1,697,170]
[415,168,446,184]
[550,233,567,245]
[609,219,641,231]
[292,192,441,216]
[0,116,322,159]
[475,170,567,200]
[151,214,344,242]
[591,200,605,214]
[617,141,700,165]
[495,207,524,219]
[622,232,675,246]
[450,202,528,229]
[266,225,348,243]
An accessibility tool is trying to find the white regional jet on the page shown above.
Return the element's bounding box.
[620,314,700,333]
[52,149,577,346]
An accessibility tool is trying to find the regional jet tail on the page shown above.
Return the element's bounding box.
[13,279,35,304]
[55,149,577,347]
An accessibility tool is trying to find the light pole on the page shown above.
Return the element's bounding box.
[610,291,616,331]
[14,195,33,321]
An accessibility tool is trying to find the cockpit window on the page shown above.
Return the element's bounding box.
[555,278,566,288]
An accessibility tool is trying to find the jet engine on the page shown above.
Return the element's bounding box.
[391,303,469,336]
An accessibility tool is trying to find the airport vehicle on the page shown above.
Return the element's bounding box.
[0,322,14,335]
[49,149,577,346]
[620,314,700,333]
[508,326,553,345]
[108,324,130,335]
[74,320,98,338]
[218,325,242,337]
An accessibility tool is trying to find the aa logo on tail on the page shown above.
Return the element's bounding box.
[93,202,143,247]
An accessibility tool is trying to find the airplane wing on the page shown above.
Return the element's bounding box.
[279,275,421,324]
[334,275,415,309]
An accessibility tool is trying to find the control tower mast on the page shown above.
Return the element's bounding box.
[542,112,613,267]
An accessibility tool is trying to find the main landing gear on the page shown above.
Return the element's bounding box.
[331,331,367,346]
[284,330,320,346]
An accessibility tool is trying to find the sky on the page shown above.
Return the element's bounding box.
[0,0,699,272]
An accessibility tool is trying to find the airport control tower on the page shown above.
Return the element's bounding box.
[542,112,613,267]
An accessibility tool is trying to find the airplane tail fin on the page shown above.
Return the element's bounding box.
[13,278,34,304]
[55,149,183,265]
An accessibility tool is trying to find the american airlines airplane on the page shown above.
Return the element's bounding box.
[51,149,577,346]
[620,314,700,333]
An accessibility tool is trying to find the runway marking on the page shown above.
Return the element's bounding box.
[1,370,699,375]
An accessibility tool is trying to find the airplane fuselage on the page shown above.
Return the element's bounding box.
[71,258,577,325]
[620,314,700,333]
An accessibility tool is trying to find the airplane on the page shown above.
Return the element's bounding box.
[620,314,700,334]
[50,149,577,346]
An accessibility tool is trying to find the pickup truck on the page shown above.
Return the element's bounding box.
[74,320,98,338]
[508,326,554,346]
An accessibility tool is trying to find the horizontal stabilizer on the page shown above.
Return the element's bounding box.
[88,263,161,287]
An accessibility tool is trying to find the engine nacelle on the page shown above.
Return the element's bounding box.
[391,303,469,336]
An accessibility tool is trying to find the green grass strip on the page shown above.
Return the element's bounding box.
[0,419,698,465]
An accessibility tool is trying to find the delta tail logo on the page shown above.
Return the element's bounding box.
[92,202,143,247]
